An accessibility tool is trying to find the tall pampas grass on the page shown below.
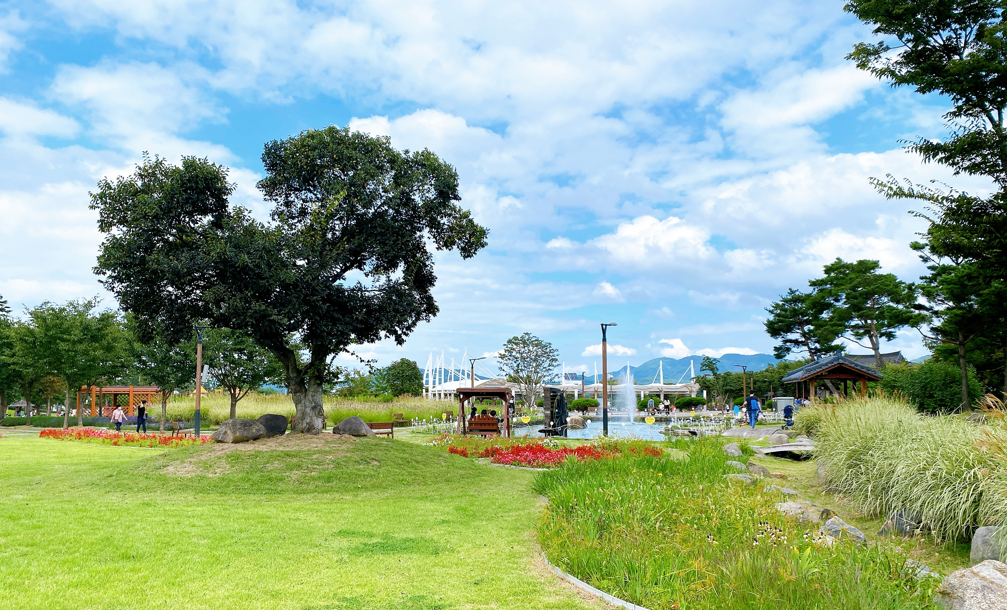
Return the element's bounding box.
[813,395,1006,556]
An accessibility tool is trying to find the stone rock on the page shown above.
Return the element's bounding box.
[777,501,821,523]
[256,414,288,437]
[971,527,1003,565]
[795,434,811,443]
[567,415,586,430]
[752,446,767,457]
[767,433,789,445]
[724,473,754,484]
[819,516,866,544]
[333,416,376,437]
[783,429,799,439]
[747,462,771,477]
[817,461,828,485]
[770,472,788,479]
[723,443,743,457]
[936,560,1007,610]
[879,510,926,537]
[904,559,932,580]
[766,484,797,496]
[211,418,268,443]
[725,460,747,471]
[819,508,836,522]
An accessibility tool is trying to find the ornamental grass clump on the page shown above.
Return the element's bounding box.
[814,396,1007,556]
[534,437,939,609]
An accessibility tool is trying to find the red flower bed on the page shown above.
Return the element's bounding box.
[489,443,609,468]
[448,445,469,457]
[39,428,212,448]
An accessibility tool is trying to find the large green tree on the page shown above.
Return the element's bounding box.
[764,288,838,360]
[92,129,487,434]
[0,295,15,417]
[204,328,281,419]
[30,299,130,428]
[374,358,424,397]
[499,333,559,407]
[809,259,925,368]
[8,319,47,419]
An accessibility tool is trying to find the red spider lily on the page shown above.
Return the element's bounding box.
[39,428,212,448]
[448,445,469,457]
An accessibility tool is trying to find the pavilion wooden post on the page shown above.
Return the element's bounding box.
[457,395,465,435]
[128,385,134,416]
[860,379,867,398]
[91,386,97,417]
[810,380,816,402]
[76,391,80,417]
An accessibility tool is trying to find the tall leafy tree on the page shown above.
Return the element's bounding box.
[31,299,130,428]
[373,359,424,397]
[498,333,559,407]
[9,320,47,419]
[0,295,15,417]
[764,288,838,360]
[203,328,280,419]
[131,325,194,432]
[809,259,924,368]
[92,129,487,434]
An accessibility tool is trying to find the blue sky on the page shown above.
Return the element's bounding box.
[0,1,986,376]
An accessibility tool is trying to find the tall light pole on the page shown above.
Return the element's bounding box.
[469,356,486,388]
[195,325,208,437]
[735,364,748,400]
[600,323,617,436]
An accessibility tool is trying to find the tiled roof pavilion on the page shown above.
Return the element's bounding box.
[782,355,883,399]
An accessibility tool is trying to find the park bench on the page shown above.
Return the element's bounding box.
[367,421,395,438]
[392,413,407,426]
[467,417,500,438]
[170,421,193,437]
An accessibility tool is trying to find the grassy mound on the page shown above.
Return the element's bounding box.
[812,397,1007,556]
[0,434,601,610]
[534,437,938,610]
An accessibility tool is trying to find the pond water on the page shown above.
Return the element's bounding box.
[512,417,670,441]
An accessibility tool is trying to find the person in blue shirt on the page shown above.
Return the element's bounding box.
[746,392,760,429]
[783,402,794,428]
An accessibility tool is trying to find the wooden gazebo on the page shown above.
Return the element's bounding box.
[456,387,514,437]
[781,355,882,400]
[76,386,163,417]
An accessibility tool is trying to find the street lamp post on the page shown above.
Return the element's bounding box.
[600,323,617,436]
[468,356,486,388]
[195,325,208,437]
[735,364,748,401]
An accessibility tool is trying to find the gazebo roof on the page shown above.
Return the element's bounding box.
[781,355,883,384]
[455,386,513,400]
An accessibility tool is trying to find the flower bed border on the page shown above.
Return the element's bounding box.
[541,552,652,610]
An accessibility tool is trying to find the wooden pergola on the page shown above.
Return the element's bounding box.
[781,355,882,400]
[456,387,513,437]
[76,386,163,417]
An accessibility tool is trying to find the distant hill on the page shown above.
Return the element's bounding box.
[581,353,779,384]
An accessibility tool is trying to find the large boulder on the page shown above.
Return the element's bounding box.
[747,462,770,477]
[819,516,866,545]
[767,432,790,445]
[971,527,1003,565]
[211,419,268,443]
[567,415,586,430]
[724,473,754,485]
[936,560,1007,610]
[777,501,821,523]
[333,416,375,437]
[725,460,747,471]
[765,484,797,496]
[256,414,288,437]
[723,443,742,457]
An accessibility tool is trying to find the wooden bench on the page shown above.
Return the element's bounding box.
[467,417,500,438]
[367,421,394,438]
[170,421,193,437]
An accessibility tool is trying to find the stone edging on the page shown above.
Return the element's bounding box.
[540,552,654,610]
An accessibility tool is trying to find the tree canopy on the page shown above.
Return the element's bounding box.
[91,128,488,433]
[499,333,559,406]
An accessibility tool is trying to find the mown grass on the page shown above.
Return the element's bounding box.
[534,437,942,610]
[811,396,1007,557]
[157,393,454,426]
[0,434,604,610]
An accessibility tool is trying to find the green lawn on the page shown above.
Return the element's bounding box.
[0,433,604,610]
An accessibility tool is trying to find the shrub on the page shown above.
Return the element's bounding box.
[792,403,826,436]
[814,396,1007,556]
[568,398,599,411]
[674,396,707,409]
[0,417,27,426]
[880,360,982,413]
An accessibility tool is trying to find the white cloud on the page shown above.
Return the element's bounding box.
[0,98,80,139]
[582,343,636,357]
[695,346,759,357]
[649,306,675,321]
[592,281,624,302]
[658,338,691,359]
[0,11,26,72]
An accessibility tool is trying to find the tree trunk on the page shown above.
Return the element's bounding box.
[76,389,84,427]
[0,389,5,420]
[958,336,971,412]
[160,393,167,433]
[63,390,71,429]
[288,372,325,434]
[869,322,883,369]
[229,390,238,420]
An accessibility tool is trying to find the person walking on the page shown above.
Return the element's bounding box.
[746,391,760,430]
[135,400,148,433]
[111,405,125,432]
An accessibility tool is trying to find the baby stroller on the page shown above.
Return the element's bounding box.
[782,403,795,430]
